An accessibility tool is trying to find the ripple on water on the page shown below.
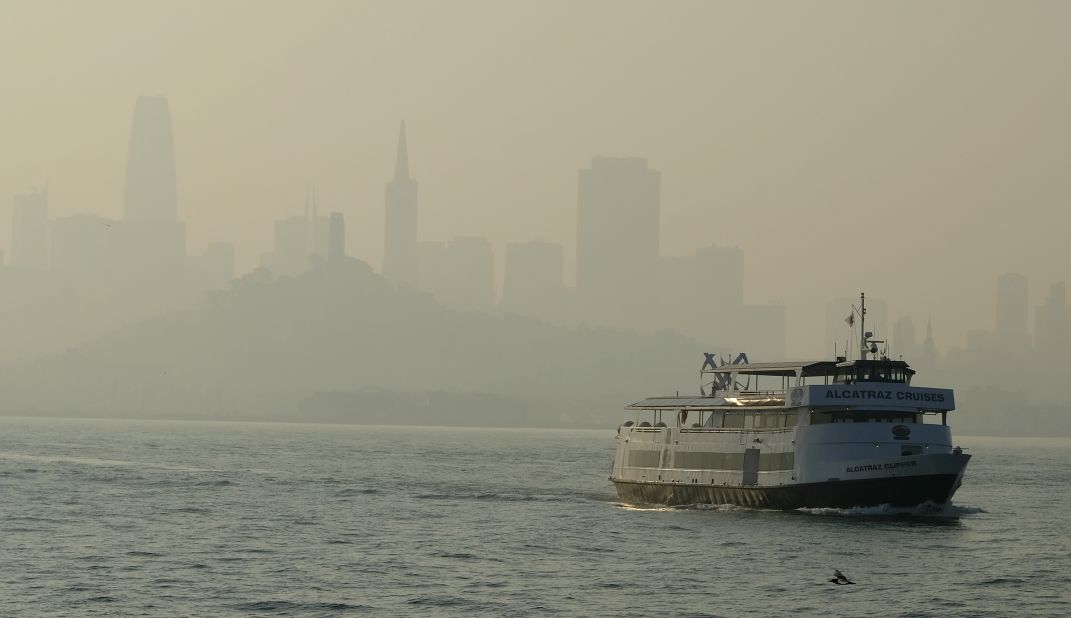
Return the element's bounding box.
[232,600,374,613]
[334,487,380,497]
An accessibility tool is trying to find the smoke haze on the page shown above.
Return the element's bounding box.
[1,1,1069,434]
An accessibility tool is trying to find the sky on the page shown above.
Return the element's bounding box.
[1,0,1068,357]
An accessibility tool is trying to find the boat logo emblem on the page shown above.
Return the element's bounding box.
[892,425,911,440]
[789,388,803,406]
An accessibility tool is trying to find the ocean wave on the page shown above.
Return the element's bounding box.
[432,551,478,560]
[193,479,234,486]
[334,487,380,497]
[86,596,117,603]
[168,506,211,514]
[406,595,504,611]
[232,600,373,613]
[976,577,1026,586]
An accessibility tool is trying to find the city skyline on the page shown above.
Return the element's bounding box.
[2,2,1070,358]
[3,95,1069,362]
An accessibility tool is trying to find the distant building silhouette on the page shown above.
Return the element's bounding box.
[383,121,419,288]
[919,319,938,371]
[501,239,565,322]
[261,188,330,277]
[996,272,1029,345]
[11,186,49,269]
[329,212,346,262]
[696,244,743,309]
[418,236,494,313]
[892,316,918,361]
[50,215,122,278]
[576,157,660,328]
[656,244,784,359]
[188,242,235,292]
[124,96,178,222]
[1034,282,1067,355]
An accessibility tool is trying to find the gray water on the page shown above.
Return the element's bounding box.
[1,417,1068,617]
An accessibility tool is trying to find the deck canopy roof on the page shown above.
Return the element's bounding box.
[702,360,836,377]
[626,395,786,410]
[627,396,722,410]
[702,359,914,378]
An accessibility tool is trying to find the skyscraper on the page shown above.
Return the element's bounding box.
[501,239,565,322]
[417,236,494,313]
[919,319,939,372]
[123,96,178,222]
[695,244,744,309]
[121,95,186,281]
[576,157,660,327]
[187,242,235,292]
[11,186,49,268]
[995,272,1029,344]
[50,215,122,279]
[383,121,418,288]
[892,315,919,361]
[329,212,346,262]
[1034,282,1067,354]
[260,189,330,277]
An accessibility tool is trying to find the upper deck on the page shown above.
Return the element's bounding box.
[702,358,915,384]
[628,358,953,413]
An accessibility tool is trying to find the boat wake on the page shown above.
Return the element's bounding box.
[795,502,986,518]
[611,501,986,518]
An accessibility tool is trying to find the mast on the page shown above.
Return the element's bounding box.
[859,292,867,360]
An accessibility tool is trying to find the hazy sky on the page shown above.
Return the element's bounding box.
[2,0,1068,357]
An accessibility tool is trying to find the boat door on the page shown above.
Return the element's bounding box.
[742,448,760,486]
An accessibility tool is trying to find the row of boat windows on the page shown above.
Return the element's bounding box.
[626,450,795,471]
[811,413,919,424]
[831,363,912,384]
[678,412,800,429]
[632,411,922,428]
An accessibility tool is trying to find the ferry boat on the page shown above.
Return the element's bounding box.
[610,294,970,509]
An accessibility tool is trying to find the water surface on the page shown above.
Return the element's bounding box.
[1,418,1068,616]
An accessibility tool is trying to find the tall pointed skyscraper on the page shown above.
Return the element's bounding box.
[383,121,419,287]
[120,95,186,281]
[124,96,178,222]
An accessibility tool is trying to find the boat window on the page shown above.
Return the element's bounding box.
[753,413,797,429]
[810,412,833,424]
[833,362,910,384]
[723,414,745,429]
